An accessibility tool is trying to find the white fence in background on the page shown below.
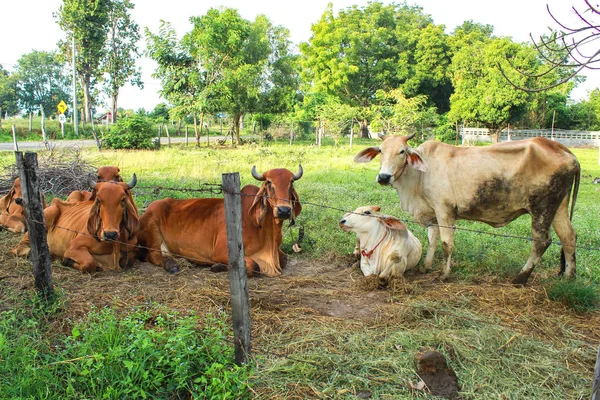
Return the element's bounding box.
[460,127,600,147]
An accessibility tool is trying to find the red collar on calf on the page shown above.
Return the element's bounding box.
[361,230,388,259]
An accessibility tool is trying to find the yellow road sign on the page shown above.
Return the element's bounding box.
[57,100,68,114]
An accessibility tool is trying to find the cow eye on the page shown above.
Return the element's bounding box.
[399,149,405,154]
[364,211,371,215]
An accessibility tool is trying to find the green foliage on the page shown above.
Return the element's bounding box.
[0,292,251,399]
[13,50,71,115]
[0,65,19,118]
[546,279,600,313]
[103,114,156,149]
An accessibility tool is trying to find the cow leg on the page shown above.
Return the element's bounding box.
[12,233,31,256]
[551,198,577,278]
[64,246,99,273]
[513,224,551,285]
[422,225,439,273]
[436,218,455,281]
[278,250,288,269]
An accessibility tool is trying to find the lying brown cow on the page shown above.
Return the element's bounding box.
[138,165,303,276]
[13,175,139,272]
[67,166,138,214]
[0,178,48,233]
[354,133,580,284]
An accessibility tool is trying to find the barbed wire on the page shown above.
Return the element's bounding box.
[3,185,600,263]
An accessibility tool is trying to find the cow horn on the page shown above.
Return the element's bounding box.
[251,166,265,181]
[405,133,416,141]
[87,173,97,189]
[378,132,387,140]
[127,173,137,189]
[293,164,303,181]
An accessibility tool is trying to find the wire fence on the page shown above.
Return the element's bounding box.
[3,181,600,262]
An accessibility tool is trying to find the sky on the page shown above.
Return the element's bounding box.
[1,0,596,112]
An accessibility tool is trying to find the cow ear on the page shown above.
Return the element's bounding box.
[354,147,380,163]
[372,206,381,213]
[291,186,302,218]
[249,184,267,227]
[5,187,16,209]
[87,200,102,241]
[407,149,428,172]
[122,199,139,240]
[380,215,407,231]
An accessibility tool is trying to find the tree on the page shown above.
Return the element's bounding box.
[56,0,110,123]
[300,2,436,138]
[448,37,536,142]
[0,65,19,129]
[103,0,143,123]
[372,88,430,135]
[14,50,71,133]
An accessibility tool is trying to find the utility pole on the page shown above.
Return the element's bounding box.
[72,34,78,137]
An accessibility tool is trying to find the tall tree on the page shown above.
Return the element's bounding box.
[300,2,435,137]
[0,65,19,129]
[14,51,71,123]
[103,0,142,123]
[448,37,536,142]
[56,0,110,123]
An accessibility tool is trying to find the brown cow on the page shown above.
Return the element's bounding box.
[13,175,139,272]
[138,165,303,276]
[354,134,580,284]
[0,178,48,233]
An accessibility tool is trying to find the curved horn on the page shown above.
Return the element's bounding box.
[87,173,97,189]
[293,164,303,181]
[251,166,265,181]
[378,132,387,140]
[405,133,416,141]
[127,173,137,189]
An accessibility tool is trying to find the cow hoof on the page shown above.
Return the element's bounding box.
[437,272,450,282]
[164,260,180,275]
[511,273,530,286]
[62,258,76,269]
[210,263,228,273]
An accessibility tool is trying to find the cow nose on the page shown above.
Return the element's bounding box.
[14,197,23,205]
[377,173,391,185]
[103,231,118,241]
[277,206,292,219]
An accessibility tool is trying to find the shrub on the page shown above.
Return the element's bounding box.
[546,279,600,313]
[103,115,156,149]
[0,297,252,399]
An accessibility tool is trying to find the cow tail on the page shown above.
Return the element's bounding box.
[561,163,580,275]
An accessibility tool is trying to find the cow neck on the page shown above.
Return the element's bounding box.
[361,229,388,259]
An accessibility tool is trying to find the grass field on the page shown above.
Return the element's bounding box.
[0,137,599,399]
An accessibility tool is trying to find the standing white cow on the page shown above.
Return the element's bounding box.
[339,206,422,280]
[354,133,580,284]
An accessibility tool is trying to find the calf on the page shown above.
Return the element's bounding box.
[340,206,422,280]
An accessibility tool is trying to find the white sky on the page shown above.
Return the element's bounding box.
[1,0,597,112]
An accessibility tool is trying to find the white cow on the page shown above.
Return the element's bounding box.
[339,206,422,279]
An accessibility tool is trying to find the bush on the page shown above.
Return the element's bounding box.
[0,297,252,399]
[103,115,156,149]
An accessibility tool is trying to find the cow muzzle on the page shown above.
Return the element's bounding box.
[102,230,119,241]
[276,206,292,219]
[377,173,392,185]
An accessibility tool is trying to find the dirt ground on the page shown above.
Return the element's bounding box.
[1,229,599,397]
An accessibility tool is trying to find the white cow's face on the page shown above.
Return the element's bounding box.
[339,206,381,233]
[354,134,427,185]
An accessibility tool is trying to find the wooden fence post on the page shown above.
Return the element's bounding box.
[222,172,251,365]
[15,151,53,301]
[185,126,189,147]
[593,345,600,400]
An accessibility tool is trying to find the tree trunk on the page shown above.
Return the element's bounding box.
[0,107,3,130]
[359,119,370,138]
[82,75,93,123]
[198,113,205,147]
[39,104,47,145]
[29,112,33,133]
[193,114,199,145]
[233,112,242,146]
[111,93,118,123]
[177,119,181,135]
[490,128,499,144]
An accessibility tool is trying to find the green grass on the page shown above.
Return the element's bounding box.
[0,288,252,399]
[1,137,598,399]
